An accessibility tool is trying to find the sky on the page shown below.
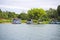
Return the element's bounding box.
[0,0,60,13]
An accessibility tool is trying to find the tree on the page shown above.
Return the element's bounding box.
[2,11,8,19]
[17,12,28,20]
[57,5,60,21]
[0,9,2,13]
[27,8,47,20]
[57,5,60,16]
[8,12,17,18]
[0,9,18,19]
[46,8,58,19]
[0,9,2,18]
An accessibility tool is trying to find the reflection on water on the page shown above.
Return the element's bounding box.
[0,24,60,40]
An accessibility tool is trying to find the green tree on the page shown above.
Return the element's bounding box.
[18,12,28,20]
[2,11,8,19]
[0,9,2,13]
[27,8,47,20]
[57,5,60,16]
[8,12,17,18]
[46,8,58,19]
[57,5,60,21]
[0,9,2,18]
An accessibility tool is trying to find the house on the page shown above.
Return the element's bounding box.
[26,19,33,24]
[12,18,21,24]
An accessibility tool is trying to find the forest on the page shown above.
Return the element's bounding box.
[0,5,60,23]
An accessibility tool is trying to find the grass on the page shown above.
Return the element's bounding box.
[0,20,3,23]
[33,20,38,24]
[0,19,12,23]
[42,21,49,24]
[21,20,27,23]
[0,19,50,24]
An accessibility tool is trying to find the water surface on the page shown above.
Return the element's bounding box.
[0,24,60,40]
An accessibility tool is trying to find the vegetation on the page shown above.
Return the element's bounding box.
[17,12,28,20]
[57,5,60,21]
[0,5,60,23]
[27,8,47,20]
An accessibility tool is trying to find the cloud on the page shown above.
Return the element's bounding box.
[0,0,60,13]
[0,0,59,9]
[0,5,30,10]
[0,5,30,13]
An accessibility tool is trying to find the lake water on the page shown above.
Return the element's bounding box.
[0,24,60,40]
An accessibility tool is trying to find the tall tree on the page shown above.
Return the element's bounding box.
[8,12,17,18]
[46,8,58,19]
[0,9,2,13]
[57,5,60,16]
[57,5,60,21]
[2,11,8,19]
[0,9,2,18]
[18,12,28,20]
[27,8,47,20]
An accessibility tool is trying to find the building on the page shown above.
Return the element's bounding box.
[12,18,21,24]
[26,19,33,24]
